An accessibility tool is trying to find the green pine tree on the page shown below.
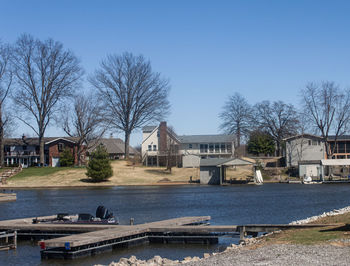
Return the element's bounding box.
[60,148,74,167]
[86,145,113,182]
[247,130,275,156]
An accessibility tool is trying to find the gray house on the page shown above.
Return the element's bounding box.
[284,134,325,167]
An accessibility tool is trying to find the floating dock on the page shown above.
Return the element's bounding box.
[0,215,338,259]
[0,193,16,202]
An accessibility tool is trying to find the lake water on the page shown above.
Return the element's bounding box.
[1,183,350,265]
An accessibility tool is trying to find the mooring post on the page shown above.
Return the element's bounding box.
[13,231,17,249]
[130,218,134,225]
[239,226,246,242]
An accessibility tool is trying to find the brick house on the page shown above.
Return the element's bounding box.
[4,136,82,167]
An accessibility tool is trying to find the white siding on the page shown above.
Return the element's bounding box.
[286,137,325,167]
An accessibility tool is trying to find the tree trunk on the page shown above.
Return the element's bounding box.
[0,106,4,168]
[237,126,241,148]
[124,132,130,159]
[39,136,45,166]
[77,140,82,167]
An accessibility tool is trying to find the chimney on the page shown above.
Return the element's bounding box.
[159,121,167,152]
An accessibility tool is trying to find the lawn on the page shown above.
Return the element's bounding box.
[11,167,76,180]
[2,160,198,187]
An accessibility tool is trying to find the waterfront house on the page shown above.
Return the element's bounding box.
[284,134,325,167]
[88,138,138,160]
[141,122,235,167]
[4,135,81,167]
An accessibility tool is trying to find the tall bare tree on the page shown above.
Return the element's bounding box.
[12,34,83,165]
[301,81,350,158]
[61,93,106,166]
[0,43,13,167]
[254,100,299,156]
[219,93,252,148]
[89,52,170,158]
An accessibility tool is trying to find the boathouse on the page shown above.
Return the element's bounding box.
[199,158,253,185]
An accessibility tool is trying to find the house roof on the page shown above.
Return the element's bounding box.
[88,138,138,155]
[142,126,157,133]
[4,137,79,146]
[321,159,350,166]
[327,135,350,141]
[200,158,253,167]
[178,134,235,144]
[283,134,323,141]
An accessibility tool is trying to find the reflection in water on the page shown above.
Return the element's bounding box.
[1,184,350,265]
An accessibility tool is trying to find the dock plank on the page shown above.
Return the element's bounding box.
[43,216,211,248]
[0,193,16,202]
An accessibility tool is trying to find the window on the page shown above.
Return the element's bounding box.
[148,145,152,151]
[200,144,208,153]
[209,144,214,153]
[58,143,64,152]
[227,144,232,153]
[22,145,27,150]
[308,140,311,145]
[312,140,318,146]
[220,144,226,153]
[153,145,157,151]
[189,144,192,149]
[338,142,346,153]
[215,144,220,153]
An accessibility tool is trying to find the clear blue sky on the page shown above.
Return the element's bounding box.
[2,0,350,145]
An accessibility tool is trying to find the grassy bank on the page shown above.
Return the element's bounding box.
[2,160,200,187]
[264,212,350,245]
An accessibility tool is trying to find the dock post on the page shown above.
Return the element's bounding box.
[13,231,17,249]
[130,218,134,225]
[239,226,246,243]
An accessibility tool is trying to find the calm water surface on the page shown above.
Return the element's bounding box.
[1,183,350,265]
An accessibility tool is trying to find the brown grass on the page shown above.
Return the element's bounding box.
[2,160,200,188]
[262,212,350,246]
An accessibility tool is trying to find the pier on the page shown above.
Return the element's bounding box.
[0,193,16,202]
[0,215,337,259]
[0,231,17,250]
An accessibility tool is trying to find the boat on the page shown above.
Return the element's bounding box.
[32,206,118,225]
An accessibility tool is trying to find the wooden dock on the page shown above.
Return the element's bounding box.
[0,214,338,260]
[0,231,16,250]
[0,193,16,202]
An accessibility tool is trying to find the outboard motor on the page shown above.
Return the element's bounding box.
[96,205,114,220]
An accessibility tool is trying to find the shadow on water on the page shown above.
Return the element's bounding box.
[1,183,350,265]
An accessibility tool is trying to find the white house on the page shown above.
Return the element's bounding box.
[141,122,235,167]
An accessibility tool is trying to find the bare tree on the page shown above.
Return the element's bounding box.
[301,81,350,158]
[164,126,180,172]
[254,100,299,156]
[0,43,13,167]
[12,34,83,165]
[61,93,106,166]
[89,52,170,158]
[219,93,252,148]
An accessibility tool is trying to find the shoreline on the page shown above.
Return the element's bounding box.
[0,180,292,189]
[97,205,350,266]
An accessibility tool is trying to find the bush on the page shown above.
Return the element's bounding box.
[86,145,113,182]
[60,148,74,167]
